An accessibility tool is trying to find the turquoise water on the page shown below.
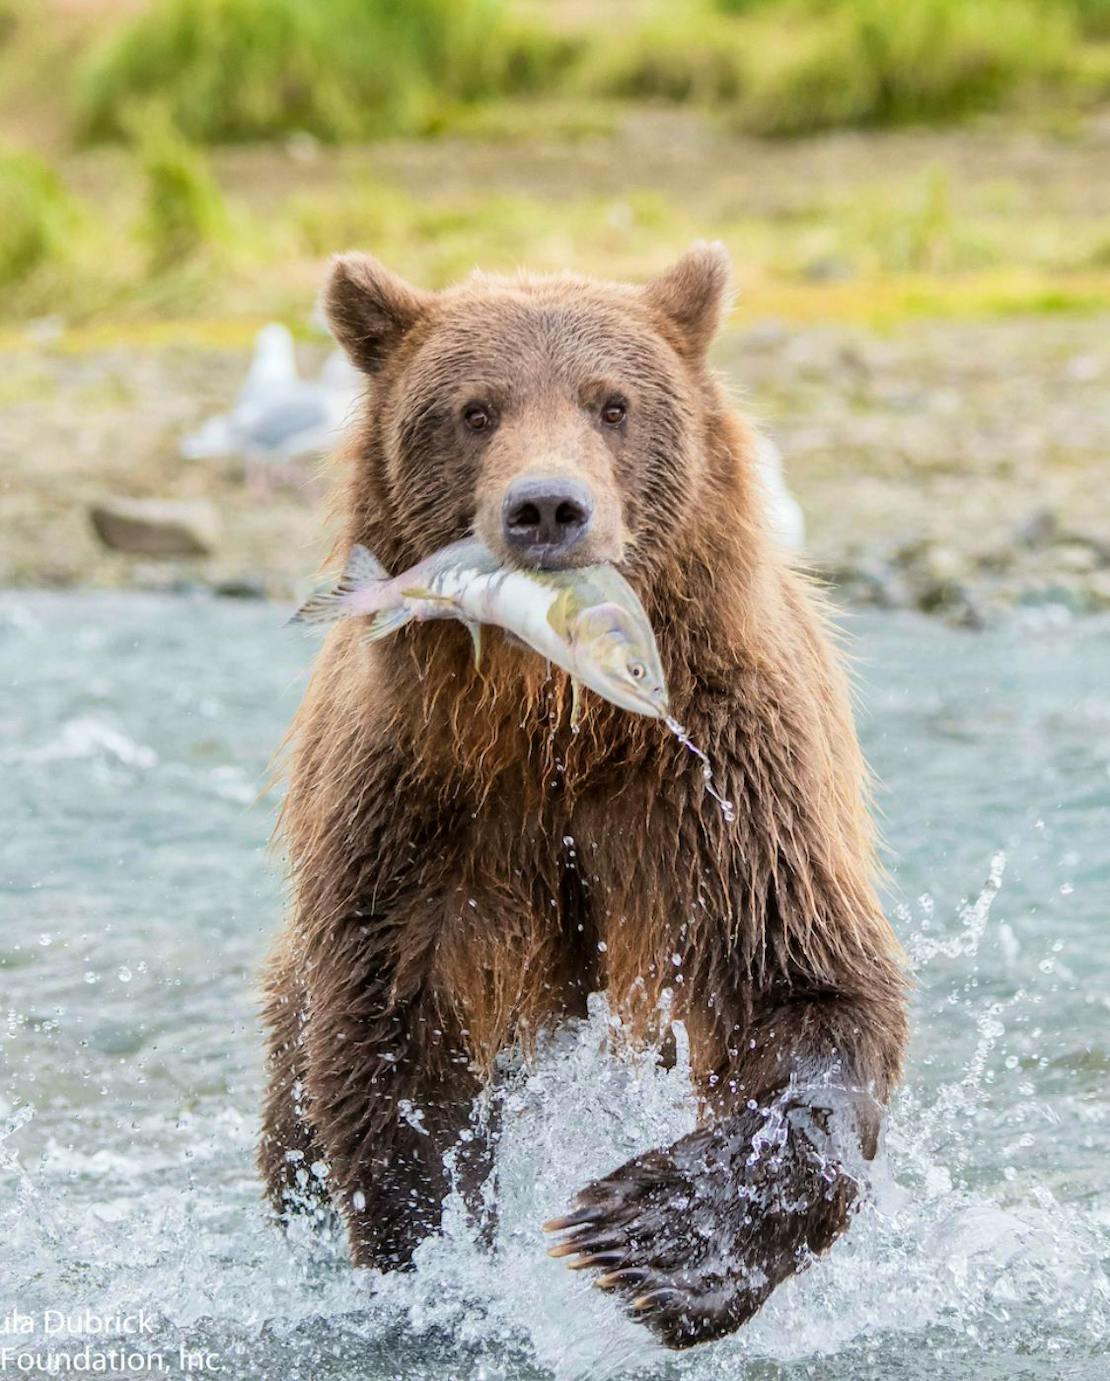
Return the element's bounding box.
[0,593,1107,1379]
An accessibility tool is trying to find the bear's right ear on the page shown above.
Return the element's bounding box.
[323,253,433,375]
[642,241,732,361]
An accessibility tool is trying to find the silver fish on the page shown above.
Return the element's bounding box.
[292,538,669,720]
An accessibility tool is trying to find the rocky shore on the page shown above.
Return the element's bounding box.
[819,517,1110,627]
[1,312,1107,625]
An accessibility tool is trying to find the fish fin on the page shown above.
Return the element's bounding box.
[546,587,577,641]
[362,606,415,644]
[570,678,583,731]
[465,620,482,669]
[289,543,389,627]
[346,544,388,583]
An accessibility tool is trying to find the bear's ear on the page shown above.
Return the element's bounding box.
[323,253,433,375]
[642,242,732,360]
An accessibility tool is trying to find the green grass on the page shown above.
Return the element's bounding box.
[582,4,748,103]
[131,112,229,273]
[1070,0,1110,37]
[621,0,1110,135]
[0,1,19,48]
[62,0,1110,148]
[6,127,1109,332]
[75,0,572,145]
[748,0,1075,134]
[594,0,1093,135]
[3,0,1110,331]
[0,146,79,290]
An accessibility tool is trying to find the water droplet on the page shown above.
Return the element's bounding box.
[664,716,735,821]
[117,966,132,983]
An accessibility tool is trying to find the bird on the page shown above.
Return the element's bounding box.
[181,324,362,492]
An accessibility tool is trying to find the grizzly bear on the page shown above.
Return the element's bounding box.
[259,244,908,1349]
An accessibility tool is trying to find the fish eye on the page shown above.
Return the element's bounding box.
[628,661,646,681]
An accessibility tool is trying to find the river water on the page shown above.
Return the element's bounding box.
[0,593,1106,1379]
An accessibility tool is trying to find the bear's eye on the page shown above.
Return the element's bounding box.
[463,403,493,433]
[601,397,627,428]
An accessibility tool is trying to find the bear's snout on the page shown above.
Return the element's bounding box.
[501,475,594,568]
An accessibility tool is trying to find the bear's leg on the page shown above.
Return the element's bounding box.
[547,996,894,1348]
[297,966,492,1271]
[291,864,554,1269]
[258,948,327,1217]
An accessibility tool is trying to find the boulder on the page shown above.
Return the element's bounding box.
[89,498,219,558]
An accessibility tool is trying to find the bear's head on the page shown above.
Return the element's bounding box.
[326,244,733,578]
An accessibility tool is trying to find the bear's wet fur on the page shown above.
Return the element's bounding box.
[259,245,908,1348]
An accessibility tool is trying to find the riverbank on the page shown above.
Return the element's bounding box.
[3,107,1108,623]
[2,310,1107,624]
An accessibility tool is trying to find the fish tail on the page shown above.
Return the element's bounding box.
[289,543,390,627]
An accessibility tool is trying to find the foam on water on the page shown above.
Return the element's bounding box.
[1,594,1108,1379]
[2,872,1106,1380]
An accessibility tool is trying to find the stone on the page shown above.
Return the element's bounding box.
[1015,507,1058,550]
[89,498,219,558]
[1081,571,1110,611]
[213,576,267,600]
[815,559,910,610]
[918,543,970,585]
[1056,542,1099,575]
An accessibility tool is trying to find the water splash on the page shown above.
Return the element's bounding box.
[3,594,1108,1380]
[664,716,736,822]
[901,851,1006,965]
[4,866,1105,1381]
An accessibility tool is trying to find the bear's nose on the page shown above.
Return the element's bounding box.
[501,476,593,565]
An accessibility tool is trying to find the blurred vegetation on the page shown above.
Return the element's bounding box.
[1071,0,1110,37]
[0,1,18,47]
[0,0,1107,330]
[592,0,1103,134]
[3,129,1109,333]
[132,111,230,275]
[63,0,1110,146]
[0,146,79,292]
[76,0,574,144]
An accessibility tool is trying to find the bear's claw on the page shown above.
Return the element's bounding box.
[541,1206,606,1232]
[544,1144,734,1347]
[543,1104,860,1349]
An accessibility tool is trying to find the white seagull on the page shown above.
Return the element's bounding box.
[181,324,362,490]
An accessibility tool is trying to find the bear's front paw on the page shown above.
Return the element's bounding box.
[544,1101,862,1349]
[543,1126,777,1348]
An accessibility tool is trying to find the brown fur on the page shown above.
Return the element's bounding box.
[259,244,908,1348]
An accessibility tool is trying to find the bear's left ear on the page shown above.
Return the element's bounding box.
[642,241,732,360]
[324,252,434,375]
